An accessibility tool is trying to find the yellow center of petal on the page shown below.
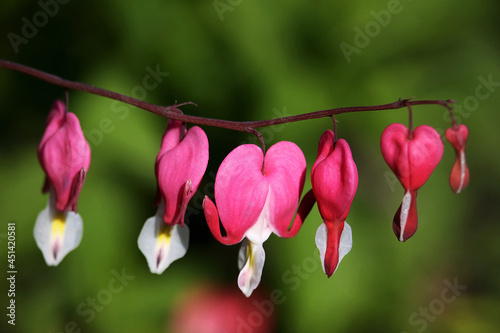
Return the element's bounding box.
[51,212,66,238]
[246,241,254,269]
[157,223,172,246]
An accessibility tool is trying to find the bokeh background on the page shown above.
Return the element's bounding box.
[1,0,499,332]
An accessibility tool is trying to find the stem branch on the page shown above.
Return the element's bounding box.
[0,60,455,133]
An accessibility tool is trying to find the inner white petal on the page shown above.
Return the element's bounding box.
[34,198,83,266]
[237,239,265,297]
[457,151,467,193]
[315,222,353,275]
[399,190,412,242]
[245,189,273,244]
[138,205,189,274]
[338,221,353,269]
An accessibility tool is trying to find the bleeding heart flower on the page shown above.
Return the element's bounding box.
[138,119,209,274]
[381,123,443,242]
[445,124,469,194]
[203,141,315,297]
[311,130,358,277]
[34,100,91,266]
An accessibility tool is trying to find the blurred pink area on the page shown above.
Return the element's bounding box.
[170,284,275,333]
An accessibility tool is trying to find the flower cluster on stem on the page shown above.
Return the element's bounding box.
[6,59,468,296]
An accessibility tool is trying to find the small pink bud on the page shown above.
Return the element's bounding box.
[445,124,469,194]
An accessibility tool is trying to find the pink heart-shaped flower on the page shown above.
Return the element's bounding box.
[381,123,443,241]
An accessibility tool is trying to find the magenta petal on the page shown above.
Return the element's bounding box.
[380,123,411,188]
[264,141,307,237]
[66,168,86,212]
[157,124,209,225]
[324,221,344,277]
[203,196,243,245]
[311,136,358,223]
[283,189,316,238]
[313,129,336,171]
[409,126,444,189]
[212,144,269,241]
[38,100,65,161]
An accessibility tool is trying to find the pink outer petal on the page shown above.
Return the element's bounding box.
[204,196,243,245]
[380,123,411,188]
[263,141,307,237]
[381,124,443,190]
[312,129,336,173]
[156,119,186,164]
[311,136,358,224]
[409,126,444,189]
[40,111,91,212]
[38,100,66,160]
[211,144,269,243]
[157,124,209,225]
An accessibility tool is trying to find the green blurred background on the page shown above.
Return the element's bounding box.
[1,0,499,332]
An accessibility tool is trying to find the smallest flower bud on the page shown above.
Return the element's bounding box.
[445,124,469,194]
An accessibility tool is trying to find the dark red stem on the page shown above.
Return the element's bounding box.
[0,60,455,133]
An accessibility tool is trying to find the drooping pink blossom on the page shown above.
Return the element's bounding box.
[445,124,469,194]
[138,119,209,274]
[311,130,358,277]
[34,100,91,266]
[203,141,315,296]
[381,123,443,241]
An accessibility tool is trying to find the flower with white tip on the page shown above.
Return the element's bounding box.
[203,141,315,296]
[381,123,443,241]
[138,119,209,274]
[311,130,358,277]
[34,100,90,266]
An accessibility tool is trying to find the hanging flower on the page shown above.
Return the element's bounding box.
[445,124,469,194]
[34,100,91,266]
[311,130,358,277]
[138,119,209,274]
[203,141,314,296]
[380,123,443,242]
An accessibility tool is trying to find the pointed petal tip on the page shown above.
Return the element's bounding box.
[315,221,352,278]
[237,240,265,297]
[34,202,83,266]
[392,191,418,242]
[138,212,189,275]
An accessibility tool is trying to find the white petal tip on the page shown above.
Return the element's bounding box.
[237,239,265,297]
[399,191,412,242]
[315,222,352,276]
[138,212,189,275]
[34,203,83,266]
